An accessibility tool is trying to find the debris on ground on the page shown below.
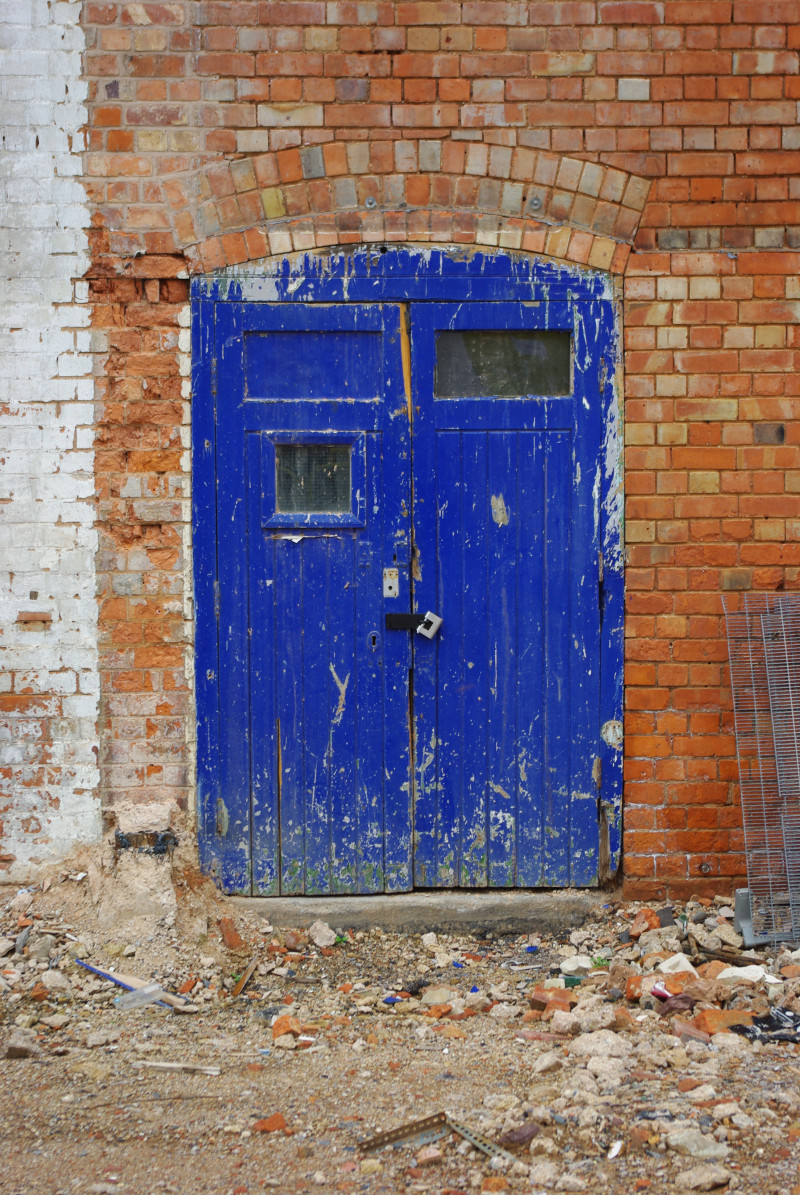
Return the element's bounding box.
[1,873,800,1192]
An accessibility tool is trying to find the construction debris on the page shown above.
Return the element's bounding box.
[1,878,800,1192]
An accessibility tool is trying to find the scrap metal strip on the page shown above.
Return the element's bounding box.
[446,1116,519,1167]
[360,1112,449,1153]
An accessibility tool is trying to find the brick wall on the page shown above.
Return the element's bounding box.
[0,0,100,879]
[80,0,800,898]
[7,0,799,892]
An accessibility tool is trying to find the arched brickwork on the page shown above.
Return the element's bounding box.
[157,140,651,273]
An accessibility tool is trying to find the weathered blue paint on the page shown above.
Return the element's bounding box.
[192,247,623,894]
[410,301,607,887]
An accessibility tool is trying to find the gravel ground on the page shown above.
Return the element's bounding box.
[2,870,800,1195]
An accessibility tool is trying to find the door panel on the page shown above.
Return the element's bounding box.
[410,302,604,887]
[218,303,412,894]
[197,284,614,894]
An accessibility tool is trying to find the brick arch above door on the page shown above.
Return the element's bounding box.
[157,139,651,276]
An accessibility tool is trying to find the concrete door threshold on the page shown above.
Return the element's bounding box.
[230,889,605,935]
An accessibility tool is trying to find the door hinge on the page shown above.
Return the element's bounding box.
[214,579,220,621]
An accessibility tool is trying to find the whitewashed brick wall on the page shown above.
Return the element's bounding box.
[0,0,100,878]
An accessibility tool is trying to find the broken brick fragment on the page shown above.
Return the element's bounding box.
[252,1113,287,1133]
[629,908,660,939]
[688,1008,754,1036]
[271,1014,302,1040]
[425,1002,452,1019]
[218,917,245,951]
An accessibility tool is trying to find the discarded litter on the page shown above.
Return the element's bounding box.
[359,1111,519,1169]
[133,1061,221,1076]
[447,1116,519,1167]
[76,960,194,1013]
[360,1112,449,1153]
[115,982,165,1010]
[730,1007,800,1043]
[231,957,258,998]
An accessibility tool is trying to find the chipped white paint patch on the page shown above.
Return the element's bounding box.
[0,0,100,878]
[490,494,509,526]
[329,665,350,727]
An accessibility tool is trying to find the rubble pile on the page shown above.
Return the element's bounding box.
[2,880,800,1194]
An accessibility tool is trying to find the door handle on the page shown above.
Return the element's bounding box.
[385,611,443,639]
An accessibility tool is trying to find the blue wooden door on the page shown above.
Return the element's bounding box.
[410,302,605,887]
[195,271,614,894]
[209,302,413,894]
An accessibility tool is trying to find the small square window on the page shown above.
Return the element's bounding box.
[275,443,351,514]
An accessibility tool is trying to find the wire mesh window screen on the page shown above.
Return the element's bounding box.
[724,593,800,943]
[275,443,351,514]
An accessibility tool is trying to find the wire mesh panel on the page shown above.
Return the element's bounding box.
[724,593,800,942]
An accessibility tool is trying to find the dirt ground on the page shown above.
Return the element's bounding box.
[2,854,800,1195]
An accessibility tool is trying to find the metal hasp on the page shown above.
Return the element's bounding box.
[723,593,800,944]
[385,611,442,638]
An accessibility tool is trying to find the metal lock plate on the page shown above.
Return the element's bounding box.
[382,567,399,598]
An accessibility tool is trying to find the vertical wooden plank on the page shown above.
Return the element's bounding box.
[457,431,490,887]
[381,305,414,893]
[212,302,252,893]
[515,431,547,887]
[542,431,572,885]
[408,308,439,886]
[597,299,624,876]
[192,295,224,883]
[274,538,306,894]
[432,430,465,886]
[327,535,359,893]
[248,434,279,895]
[300,538,333,894]
[486,431,519,888]
[355,437,388,893]
[568,298,604,884]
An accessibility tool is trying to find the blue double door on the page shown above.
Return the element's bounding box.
[206,296,608,894]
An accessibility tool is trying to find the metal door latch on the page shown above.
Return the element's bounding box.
[384,611,443,639]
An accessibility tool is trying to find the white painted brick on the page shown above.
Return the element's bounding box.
[0,0,99,879]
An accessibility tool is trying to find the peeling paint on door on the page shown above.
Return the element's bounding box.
[193,248,623,895]
[490,494,509,526]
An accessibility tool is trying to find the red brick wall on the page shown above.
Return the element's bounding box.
[81,0,800,897]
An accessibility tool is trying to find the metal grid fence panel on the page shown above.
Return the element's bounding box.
[723,593,800,943]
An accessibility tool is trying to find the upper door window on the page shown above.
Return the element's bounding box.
[434,329,571,398]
